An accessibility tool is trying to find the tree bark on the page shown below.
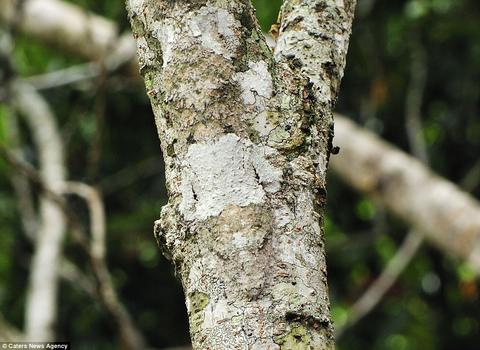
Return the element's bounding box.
[126,0,355,349]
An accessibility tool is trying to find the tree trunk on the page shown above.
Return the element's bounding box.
[126,1,355,348]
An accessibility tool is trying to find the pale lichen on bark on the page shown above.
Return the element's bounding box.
[179,134,282,221]
[126,0,355,348]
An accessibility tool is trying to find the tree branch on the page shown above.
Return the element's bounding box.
[22,32,137,90]
[10,81,67,342]
[275,0,357,106]
[336,40,430,337]
[331,115,480,273]
[4,108,38,241]
[126,0,356,348]
[0,0,118,60]
[60,182,146,350]
[335,231,423,338]
[1,147,146,349]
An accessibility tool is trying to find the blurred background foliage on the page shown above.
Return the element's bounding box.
[1,0,479,349]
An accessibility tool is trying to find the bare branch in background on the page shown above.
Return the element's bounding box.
[331,115,480,273]
[0,144,87,248]
[335,232,423,338]
[0,0,138,81]
[0,0,118,60]
[9,81,67,342]
[61,182,146,350]
[22,33,136,90]
[336,39,430,337]
[23,62,102,90]
[2,108,91,335]
[1,146,147,349]
[3,122,97,297]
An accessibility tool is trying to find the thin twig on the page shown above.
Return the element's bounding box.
[0,144,90,249]
[0,146,147,349]
[23,62,101,90]
[61,182,146,350]
[335,232,423,338]
[58,259,97,298]
[405,36,428,164]
[61,183,106,259]
[87,64,107,182]
[21,32,137,90]
[101,156,163,195]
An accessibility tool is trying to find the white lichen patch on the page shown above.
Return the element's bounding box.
[201,298,241,329]
[179,134,282,221]
[151,20,177,67]
[170,71,222,111]
[233,61,273,109]
[316,153,328,177]
[251,147,282,193]
[252,111,282,139]
[127,0,144,15]
[189,6,240,59]
[135,36,155,68]
[274,205,294,228]
[217,9,236,37]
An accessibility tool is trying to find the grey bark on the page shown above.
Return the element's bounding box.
[126,1,355,349]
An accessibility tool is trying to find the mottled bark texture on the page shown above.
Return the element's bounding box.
[126,1,355,349]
